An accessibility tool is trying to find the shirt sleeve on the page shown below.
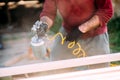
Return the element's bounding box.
[40,0,57,21]
[95,0,113,26]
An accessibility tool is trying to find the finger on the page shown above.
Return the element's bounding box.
[78,26,87,33]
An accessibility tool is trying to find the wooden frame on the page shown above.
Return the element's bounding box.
[21,66,120,80]
[0,53,120,78]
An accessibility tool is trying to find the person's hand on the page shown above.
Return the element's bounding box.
[78,15,100,33]
[66,27,83,42]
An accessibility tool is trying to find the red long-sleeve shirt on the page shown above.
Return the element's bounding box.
[40,0,113,39]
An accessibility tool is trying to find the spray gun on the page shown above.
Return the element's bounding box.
[31,20,49,60]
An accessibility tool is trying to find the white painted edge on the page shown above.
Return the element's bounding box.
[0,53,120,77]
[20,66,120,80]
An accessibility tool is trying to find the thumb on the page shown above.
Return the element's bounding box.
[78,25,87,33]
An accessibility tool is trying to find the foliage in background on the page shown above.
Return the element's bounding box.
[108,17,120,53]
